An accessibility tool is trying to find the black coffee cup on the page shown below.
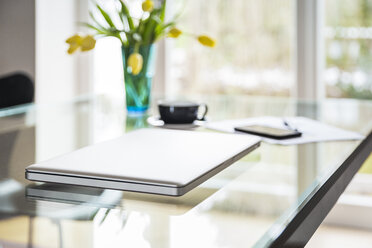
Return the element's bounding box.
[158,100,208,124]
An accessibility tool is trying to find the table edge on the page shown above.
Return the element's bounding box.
[266,130,372,247]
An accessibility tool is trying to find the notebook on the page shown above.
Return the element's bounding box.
[26,128,260,196]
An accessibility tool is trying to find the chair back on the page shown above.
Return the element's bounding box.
[0,73,34,108]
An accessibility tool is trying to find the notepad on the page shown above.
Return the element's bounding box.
[205,116,364,145]
[26,129,260,196]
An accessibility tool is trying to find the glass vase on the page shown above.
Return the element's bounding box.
[121,45,155,115]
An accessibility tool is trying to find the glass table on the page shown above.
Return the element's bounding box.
[0,94,371,248]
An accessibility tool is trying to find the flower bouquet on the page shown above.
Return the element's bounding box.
[66,0,215,114]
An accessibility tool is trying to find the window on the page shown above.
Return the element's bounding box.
[168,0,294,97]
[325,0,372,99]
[92,0,372,100]
[91,0,295,97]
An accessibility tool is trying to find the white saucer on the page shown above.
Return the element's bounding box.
[147,116,206,130]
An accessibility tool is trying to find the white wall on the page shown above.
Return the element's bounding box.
[35,0,93,103]
[35,0,77,103]
[0,0,36,79]
[35,0,93,162]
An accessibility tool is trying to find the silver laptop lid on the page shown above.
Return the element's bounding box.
[26,129,260,194]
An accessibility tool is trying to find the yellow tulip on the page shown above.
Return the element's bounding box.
[81,35,96,51]
[168,28,182,38]
[66,34,82,54]
[66,34,96,54]
[128,53,143,75]
[66,34,82,45]
[197,35,216,48]
[67,44,80,54]
[142,0,154,12]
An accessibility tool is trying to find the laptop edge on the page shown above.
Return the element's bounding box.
[25,141,260,196]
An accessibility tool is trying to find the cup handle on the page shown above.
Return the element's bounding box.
[197,103,208,121]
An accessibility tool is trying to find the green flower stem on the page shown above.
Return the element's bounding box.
[134,42,140,53]
[125,79,142,107]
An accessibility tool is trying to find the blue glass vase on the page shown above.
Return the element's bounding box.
[121,45,155,115]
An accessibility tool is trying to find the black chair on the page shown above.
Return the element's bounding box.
[0,72,34,108]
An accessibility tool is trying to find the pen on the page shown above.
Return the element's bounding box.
[283,119,298,132]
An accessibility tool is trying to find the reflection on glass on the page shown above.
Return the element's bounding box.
[125,114,149,132]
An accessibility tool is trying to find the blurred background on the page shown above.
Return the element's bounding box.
[94,0,372,99]
[1,0,371,100]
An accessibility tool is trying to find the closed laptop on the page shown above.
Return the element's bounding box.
[26,128,260,196]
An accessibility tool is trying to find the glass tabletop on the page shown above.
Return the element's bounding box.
[0,94,371,248]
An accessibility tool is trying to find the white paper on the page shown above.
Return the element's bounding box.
[205,116,364,145]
